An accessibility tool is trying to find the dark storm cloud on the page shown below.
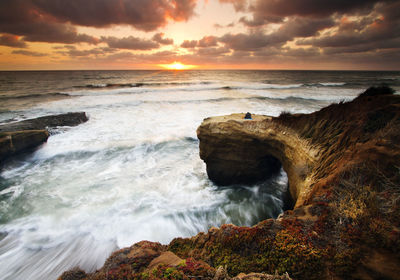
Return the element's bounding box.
[0,34,27,48]
[297,1,400,53]
[0,0,196,45]
[12,50,46,57]
[279,17,334,38]
[152,33,174,45]
[102,36,159,50]
[238,0,394,27]
[219,17,333,51]
[31,0,196,31]
[0,0,98,44]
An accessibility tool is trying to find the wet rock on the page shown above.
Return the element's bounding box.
[0,112,88,163]
[0,130,49,163]
[0,112,88,132]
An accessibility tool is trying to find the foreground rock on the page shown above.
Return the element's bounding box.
[0,112,88,163]
[58,241,292,280]
[60,88,400,280]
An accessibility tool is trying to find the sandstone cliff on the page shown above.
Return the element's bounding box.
[60,87,400,280]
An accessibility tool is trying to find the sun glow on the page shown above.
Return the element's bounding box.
[158,61,196,70]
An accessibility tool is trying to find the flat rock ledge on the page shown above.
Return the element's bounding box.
[0,112,88,163]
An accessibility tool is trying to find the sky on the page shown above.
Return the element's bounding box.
[0,0,399,70]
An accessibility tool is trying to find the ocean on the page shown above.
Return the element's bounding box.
[0,70,399,279]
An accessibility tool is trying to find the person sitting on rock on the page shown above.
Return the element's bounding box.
[244,112,252,119]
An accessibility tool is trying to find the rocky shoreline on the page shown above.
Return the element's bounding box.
[58,87,398,279]
[0,112,88,164]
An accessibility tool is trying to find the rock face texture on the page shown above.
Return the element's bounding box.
[60,88,400,280]
[0,112,88,163]
[0,130,49,161]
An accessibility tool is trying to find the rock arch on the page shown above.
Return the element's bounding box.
[197,113,319,207]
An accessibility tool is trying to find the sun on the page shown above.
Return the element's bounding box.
[158,61,196,70]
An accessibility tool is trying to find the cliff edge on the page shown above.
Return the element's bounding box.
[60,88,400,280]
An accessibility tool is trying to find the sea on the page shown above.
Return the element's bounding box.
[0,70,399,279]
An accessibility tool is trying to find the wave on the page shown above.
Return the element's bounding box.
[73,81,213,90]
[73,83,145,89]
[304,82,347,87]
[60,80,351,98]
[223,84,303,90]
[220,82,346,90]
[0,92,69,100]
[138,95,326,106]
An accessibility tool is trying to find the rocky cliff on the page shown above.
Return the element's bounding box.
[60,87,400,280]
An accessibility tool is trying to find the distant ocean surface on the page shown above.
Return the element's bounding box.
[0,70,399,279]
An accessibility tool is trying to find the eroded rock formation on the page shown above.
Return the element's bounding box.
[197,114,318,206]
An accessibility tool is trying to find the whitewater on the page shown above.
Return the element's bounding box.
[0,70,399,279]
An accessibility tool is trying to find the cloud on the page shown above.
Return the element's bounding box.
[0,34,27,48]
[214,22,235,29]
[102,36,159,50]
[278,17,335,38]
[0,0,98,44]
[219,32,274,51]
[196,46,230,56]
[12,50,46,57]
[181,40,198,48]
[239,0,390,26]
[219,0,247,12]
[198,36,218,47]
[219,16,333,51]
[56,46,117,57]
[152,33,174,45]
[180,36,218,49]
[0,0,197,46]
[31,0,197,31]
[296,2,400,54]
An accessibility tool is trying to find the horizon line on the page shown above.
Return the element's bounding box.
[0,68,399,72]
